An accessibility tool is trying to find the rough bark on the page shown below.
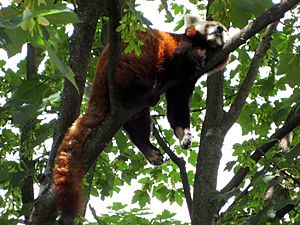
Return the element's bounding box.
[192,71,225,225]
[106,0,123,107]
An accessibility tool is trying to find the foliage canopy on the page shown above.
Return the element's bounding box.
[0,0,299,224]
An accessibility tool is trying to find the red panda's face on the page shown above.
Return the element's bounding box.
[185,15,228,48]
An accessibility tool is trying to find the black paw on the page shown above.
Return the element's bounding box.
[145,149,164,166]
[180,132,192,149]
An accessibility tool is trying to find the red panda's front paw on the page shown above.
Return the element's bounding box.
[175,127,193,149]
[145,148,164,166]
[180,132,192,149]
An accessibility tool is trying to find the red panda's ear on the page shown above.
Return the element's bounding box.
[186,25,197,37]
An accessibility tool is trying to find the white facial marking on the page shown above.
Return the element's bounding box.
[185,15,228,47]
[206,23,228,47]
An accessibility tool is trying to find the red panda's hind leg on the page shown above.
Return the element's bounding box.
[123,107,164,165]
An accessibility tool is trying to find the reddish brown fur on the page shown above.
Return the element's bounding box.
[53,30,182,218]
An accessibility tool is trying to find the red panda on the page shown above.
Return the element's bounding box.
[53,15,230,219]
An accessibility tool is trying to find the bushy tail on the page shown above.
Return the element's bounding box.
[53,55,108,218]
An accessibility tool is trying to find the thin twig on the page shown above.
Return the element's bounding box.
[89,204,107,225]
[152,126,193,219]
[222,22,279,132]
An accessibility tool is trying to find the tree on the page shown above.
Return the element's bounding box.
[0,0,299,225]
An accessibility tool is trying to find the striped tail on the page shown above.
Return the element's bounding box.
[53,53,109,218]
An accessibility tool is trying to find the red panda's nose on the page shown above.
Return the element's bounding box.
[217,26,224,33]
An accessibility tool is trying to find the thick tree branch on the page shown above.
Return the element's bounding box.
[206,0,214,21]
[46,0,104,175]
[222,22,279,132]
[192,71,225,225]
[275,203,298,219]
[152,127,193,219]
[219,112,300,204]
[198,0,299,76]
[106,0,123,108]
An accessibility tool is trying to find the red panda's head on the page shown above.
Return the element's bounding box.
[185,15,228,48]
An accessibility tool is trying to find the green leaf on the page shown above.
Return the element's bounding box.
[0,16,22,29]
[155,209,176,220]
[138,177,150,184]
[44,40,79,92]
[45,11,80,25]
[224,160,236,172]
[11,170,27,188]
[0,162,10,184]
[0,28,28,57]
[5,69,23,86]
[227,0,274,28]
[132,190,150,208]
[115,130,128,150]
[109,202,127,211]
[139,191,150,208]
[188,150,197,166]
[237,104,255,135]
[11,104,39,128]
[89,185,99,197]
[170,169,180,184]
[132,190,142,204]
[174,191,183,206]
[171,3,184,15]
[173,18,184,32]
[154,185,168,202]
[28,8,75,21]
[0,7,75,29]
[277,53,293,75]
[285,142,300,165]
[11,77,50,104]
[284,55,300,87]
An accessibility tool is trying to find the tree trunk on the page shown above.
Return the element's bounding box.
[192,72,225,225]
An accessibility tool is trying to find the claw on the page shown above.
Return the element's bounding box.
[180,131,192,149]
[175,127,193,149]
